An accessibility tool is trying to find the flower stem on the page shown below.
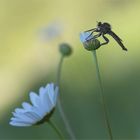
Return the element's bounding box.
[56,55,64,86]
[48,119,65,140]
[92,50,113,140]
[56,55,76,140]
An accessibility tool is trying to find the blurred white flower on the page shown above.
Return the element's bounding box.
[38,22,63,42]
[10,83,59,127]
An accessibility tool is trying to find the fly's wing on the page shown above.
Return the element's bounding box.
[108,31,127,51]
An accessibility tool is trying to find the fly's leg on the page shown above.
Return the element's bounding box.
[84,28,98,40]
[100,34,109,46]
[85,31,94,40]
[84,28,96,32]
[86,32,101,41]
[94,32,102,38]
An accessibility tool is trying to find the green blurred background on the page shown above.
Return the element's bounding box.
[0,0,140,139]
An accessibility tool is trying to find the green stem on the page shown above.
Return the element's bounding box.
[48,119,65,140]
[92,50,113,140]
[56,55,64,87]
[56,55,76,140]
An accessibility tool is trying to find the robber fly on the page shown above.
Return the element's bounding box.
[85,22,127,51]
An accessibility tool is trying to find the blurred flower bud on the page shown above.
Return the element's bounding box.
[80,32,101,51]
[59,43,72,56]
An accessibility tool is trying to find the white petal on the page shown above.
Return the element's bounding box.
[41,93,51,114]
[33,106,45,117]
[34,87,48,115]
[11,108,44,125]
[41,87,54,112]
[10,121,31,127]
[46,83,56,104]
[12,111,37,124]
[10,117,33,124]
[39,87,46,103]
[37,84,54,115]
[24,111,42,121]
[47,83,55,101]
[39,86,47,97]
[80,32,94,43]
[29,92,40,107]
[42,84,54,112]
[29,90,47,117]
[47,83,58,105]
[12,112,20,118]
[15,108,26,113]
[22,102,32,110]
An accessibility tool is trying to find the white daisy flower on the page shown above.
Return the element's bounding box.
[80,32,100,51]
[10,83,59,127]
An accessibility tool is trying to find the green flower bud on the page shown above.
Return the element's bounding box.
[59,43,72,56]
[83,39,101,51]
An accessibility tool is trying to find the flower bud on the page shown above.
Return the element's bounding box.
[83,39,100,51]
[80,32,101,51]
[59,43,72,56]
